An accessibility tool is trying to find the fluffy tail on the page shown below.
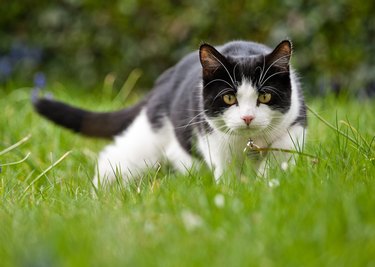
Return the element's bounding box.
[32,90,146,139]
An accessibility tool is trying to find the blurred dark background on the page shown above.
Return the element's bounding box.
[1,0,374,97]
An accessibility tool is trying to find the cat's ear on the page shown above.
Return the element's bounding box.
[267,40,292,71]
[199,44,228,77]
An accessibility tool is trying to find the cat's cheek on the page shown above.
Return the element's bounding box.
[222,106,244,129]
[252,115,271,129]
[254,106,273,124]
[206,114,228,132]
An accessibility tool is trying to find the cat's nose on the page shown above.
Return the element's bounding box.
[241,115,254,126]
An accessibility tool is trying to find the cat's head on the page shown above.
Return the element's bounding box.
[199,40,293,137]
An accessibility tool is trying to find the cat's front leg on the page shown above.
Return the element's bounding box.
[257,125,306,176]
[197,134,235,183]
[213,165,225,182]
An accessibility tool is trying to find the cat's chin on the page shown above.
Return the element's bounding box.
[228,126,265,137]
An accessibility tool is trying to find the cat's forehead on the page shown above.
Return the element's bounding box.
[229,54,263,67]
[237,79,258,98]
[228,55,264,83]
[230,55,264,72]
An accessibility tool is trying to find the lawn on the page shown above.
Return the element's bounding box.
[1,82,374,267]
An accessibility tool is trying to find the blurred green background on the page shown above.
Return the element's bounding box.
[1,0,374,96]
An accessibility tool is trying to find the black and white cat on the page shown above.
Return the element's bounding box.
[33,40,307,186]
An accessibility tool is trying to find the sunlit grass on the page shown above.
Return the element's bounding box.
[1,83,374,267]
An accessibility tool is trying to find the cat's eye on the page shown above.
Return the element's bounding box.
[222,94,237,105]
[258,93,272,104]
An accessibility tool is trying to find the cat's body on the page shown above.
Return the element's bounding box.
[33,40,307,186]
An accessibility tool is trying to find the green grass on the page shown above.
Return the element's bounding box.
[1,83,375,267]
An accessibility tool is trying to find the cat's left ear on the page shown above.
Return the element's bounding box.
[199,43,228,77]
[267,40,292,71]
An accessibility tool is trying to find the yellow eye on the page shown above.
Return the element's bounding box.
[258,93,272,104]
[222,94,237,105]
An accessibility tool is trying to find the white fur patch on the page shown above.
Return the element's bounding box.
[93,109,193,187]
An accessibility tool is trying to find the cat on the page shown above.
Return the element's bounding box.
[33,40,307,187]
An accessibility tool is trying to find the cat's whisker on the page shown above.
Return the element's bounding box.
[212,87,236,103]
[211,123,232,134]
[175,121,205,129]
[257,55,266,86]
[182,108,207,112]
[210,54,236,87]
[176,113,228,130]
[254,66,263,85]
[259,70,290,88]
[233,63,239,85]
[258,54,291,86]
[203,79,234,90]
[179,110,208,129]
[262,126,285,139]
[260,86,283,98]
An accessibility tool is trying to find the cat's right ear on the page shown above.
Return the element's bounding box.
[199,44,227,77]
[266,40,292,71]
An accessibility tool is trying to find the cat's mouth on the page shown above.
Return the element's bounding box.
[208,118,266,136]
[230,125,265,136]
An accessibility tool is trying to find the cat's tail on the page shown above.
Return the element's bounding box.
[32,90,146,139]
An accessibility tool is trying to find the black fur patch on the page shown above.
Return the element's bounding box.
[33,95,146,138]
[291,98,308,127]
[34,98,86,133]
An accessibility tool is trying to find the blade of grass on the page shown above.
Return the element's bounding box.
[113,69,142,103]
[340,120,371,149]
[306,105,366,151]
[0,152,31,167]
[0,134,31,156]
[20,151,71,200]
[244,146,317,159]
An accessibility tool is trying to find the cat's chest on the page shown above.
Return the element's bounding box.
[197,130,268,159]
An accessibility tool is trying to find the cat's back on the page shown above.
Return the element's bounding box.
[153,40,272,88]
[148,40,275,110]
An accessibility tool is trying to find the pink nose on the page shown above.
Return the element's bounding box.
[241,115,254,125]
